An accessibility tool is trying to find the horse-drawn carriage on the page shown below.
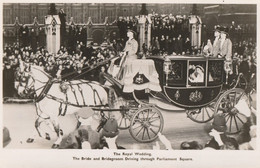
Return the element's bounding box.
[15,54,251,148]
[104,54,250,139]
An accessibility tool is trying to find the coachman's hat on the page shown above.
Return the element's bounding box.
[214,25,221,32]
[220,26,229,35]
[127,29,137,36]
[211,113,227,132]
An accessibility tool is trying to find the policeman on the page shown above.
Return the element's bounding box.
[219,26,233,83]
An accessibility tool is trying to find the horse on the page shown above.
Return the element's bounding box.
[15,61,117,148]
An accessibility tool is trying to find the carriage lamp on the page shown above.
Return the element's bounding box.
[163,56,172,74]
[164,56,172,86]
[224,61,233,84]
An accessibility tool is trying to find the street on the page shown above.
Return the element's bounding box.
[3,99,213,150]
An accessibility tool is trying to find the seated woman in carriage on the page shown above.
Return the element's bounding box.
[188,65,213,83]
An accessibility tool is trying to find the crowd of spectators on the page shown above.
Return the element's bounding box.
[232,38,256,81]
[150,14,191,55]
[117,16,138,44]
[3,15,257,99]
[18,24,46,52]
[67,25,88,54]
[18,24,88,55]
[3,41,119,98]
[227,21,256,43]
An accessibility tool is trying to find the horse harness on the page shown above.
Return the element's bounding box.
[35,78,106,116]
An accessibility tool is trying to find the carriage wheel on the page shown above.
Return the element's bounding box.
[129,106,164,143]
[187,101,216,123]
[214,88,248,134]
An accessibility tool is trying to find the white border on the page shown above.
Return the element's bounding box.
[0,0,260,168]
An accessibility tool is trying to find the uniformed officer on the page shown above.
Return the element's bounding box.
[123,29,138,61]
[117,29,138,80]
[219,26,233,83]
[212,25,221,57]
[219,26,232,62]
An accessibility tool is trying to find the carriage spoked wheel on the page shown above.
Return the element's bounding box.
[129,106,164,143]
[214,88,248,134]
[186,101,216,123]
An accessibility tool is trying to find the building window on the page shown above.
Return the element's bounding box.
[89,8,98,23]
[72,7,82,23]
[20,5,30,23]
[38,8,48,24]
[3,8,12,24]
[105,9,115,22]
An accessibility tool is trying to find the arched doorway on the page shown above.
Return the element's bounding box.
[92,29,104,45]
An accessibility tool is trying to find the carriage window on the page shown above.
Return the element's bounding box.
[167,60,187,86]
[188,61,206,86]
[208,60,224,85]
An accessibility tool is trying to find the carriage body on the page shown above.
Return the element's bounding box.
[148,55,224,108]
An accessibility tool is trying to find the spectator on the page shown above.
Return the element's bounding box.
[204,114,238,150]
[184,37,191,54]
[171,37,177,55]
[176,34,183,55]
[159,35,166,53]
[152,36,160,55]
[203,39,213,56]
[165,35,170,54]
[30,28,37,53]
[212,25,221,57]
[98,66,106,85]
[58,8,67,46]
[3,62,15,98]
[19,24,29,47]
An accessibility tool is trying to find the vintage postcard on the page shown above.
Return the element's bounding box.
[1,0,259,167]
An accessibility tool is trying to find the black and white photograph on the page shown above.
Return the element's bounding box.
[1,1,259,168]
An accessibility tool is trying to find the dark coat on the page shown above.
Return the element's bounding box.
[159,39,166,52]
[3,67,15,97]
[176,38,183,55]
[84,46,94,60]
[184,40,191,53]
[81,28,87,45]
[31,30,37,53]
[171,39,177,54]
[20,26,29,47]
